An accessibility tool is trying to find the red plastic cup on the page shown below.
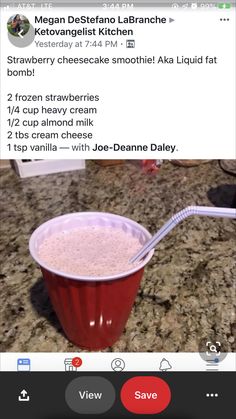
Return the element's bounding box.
[29,212,154,350]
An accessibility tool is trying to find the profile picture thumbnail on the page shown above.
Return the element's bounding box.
[7,14,30,37]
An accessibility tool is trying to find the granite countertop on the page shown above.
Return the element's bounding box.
[0,160,235,352]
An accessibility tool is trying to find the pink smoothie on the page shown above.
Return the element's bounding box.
[38,226,142,277]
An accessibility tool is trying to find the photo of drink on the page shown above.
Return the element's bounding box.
[0,160,235,353]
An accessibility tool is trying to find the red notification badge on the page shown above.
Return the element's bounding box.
[72,357,82,368]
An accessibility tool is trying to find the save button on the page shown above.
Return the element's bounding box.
[120,376,171,414]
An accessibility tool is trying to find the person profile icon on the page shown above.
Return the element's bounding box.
[111,358,125,372]
[7,14,30,38]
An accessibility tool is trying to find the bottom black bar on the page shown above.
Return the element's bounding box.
[0,372,234,418]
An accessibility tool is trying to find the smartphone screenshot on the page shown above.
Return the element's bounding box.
[0,0,235,418]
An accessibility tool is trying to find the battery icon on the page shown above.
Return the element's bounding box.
[218,3,231,8]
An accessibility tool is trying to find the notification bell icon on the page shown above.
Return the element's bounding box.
[159,358,172,371]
